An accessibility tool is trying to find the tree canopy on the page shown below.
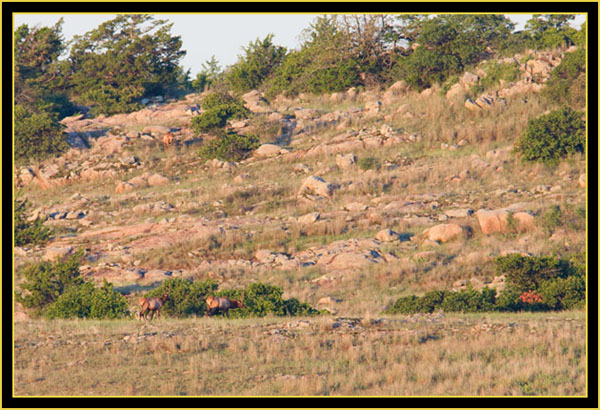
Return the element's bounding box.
[67,14,187,115]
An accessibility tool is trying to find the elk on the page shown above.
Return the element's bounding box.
[138,294,168,321]
[162,133,174,150]
[205,294,244,318]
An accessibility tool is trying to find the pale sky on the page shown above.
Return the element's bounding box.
[13,13,587,75]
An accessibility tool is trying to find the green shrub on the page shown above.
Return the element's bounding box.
[14,198,53,246]
[494,288,522,312]
[388,287,495,314]
[388,253,585,314]
[358,157,381,171]
[192,56,222,93]
[218,282,320,318]
[541,205,563,235]
[572,22,586,48]
[386,295,423,314]
[538,274,585,311]
[283,297,321,316]
[45,279,129,319]
[393,47,462,91]
[440,75,460,96]
[440,286,496,313]
[419,290,447,313]
[496,31,534,57]
[241,282,286,317]
[477,61,521,91]
[225,34,287,94]
[15,249,85,317]
[191,92,249,135]
[14,104,68,163]
[542,48,586,109]
[197,132,260,163]
[143,279,319,319]
[494,254,569,294]
[146,277,218,318]
[80,84,144,117]
[515,106,585,165]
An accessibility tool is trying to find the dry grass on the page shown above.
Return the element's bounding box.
[14,311,586,396]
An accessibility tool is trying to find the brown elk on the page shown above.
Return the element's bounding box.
[162,133,174,150]
[205,294,244,318]
[138,294,168,321]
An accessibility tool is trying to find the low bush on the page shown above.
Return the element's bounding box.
[358,157,381,171]
[15,249,85,317]
[14,198,53,246]
[387,288,495,314]
[515,106,585,165]
[542,48,586,109]
[14,104,68,163]
[45,279,129,319]
[540,205,563,235]
[477,60,522,91]
[146,277,218,318]
[386,295,423,315]
[440,286,496,313]
[191,92,248,135]
[494,254,569,294]
[197,132,260,163]
[388,253,585,314]
[144,280,320,318]
[494,288,522,312]
[538,274,586,311]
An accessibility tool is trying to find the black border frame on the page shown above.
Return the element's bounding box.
[3,2,598,408]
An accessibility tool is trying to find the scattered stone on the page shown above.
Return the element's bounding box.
[293,163,311,174]
[297,212,320,225]
[461,71,479,87]
[294,108,319,120]
[365,100,382,117]
[298,176,335,198]
[445,208,474,218]
[142,125,171,136]
[43,246,74,261]
[317,296,343,306]
[65,210,85,220]
[344,202,368,212]
[254,144,286,158]
[115,181,135,194]
[336,153,357,170]
[475,209,535,234]
[375,229,403,242]
[422,223,465,243]
[147,173,169,186]
[464,99,481,111]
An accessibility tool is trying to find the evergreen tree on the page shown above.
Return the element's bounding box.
[67,14,187,115]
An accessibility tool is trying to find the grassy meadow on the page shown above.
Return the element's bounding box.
[13,311,587,397]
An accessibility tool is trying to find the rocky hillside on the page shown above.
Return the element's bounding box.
[14,47,587,317]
